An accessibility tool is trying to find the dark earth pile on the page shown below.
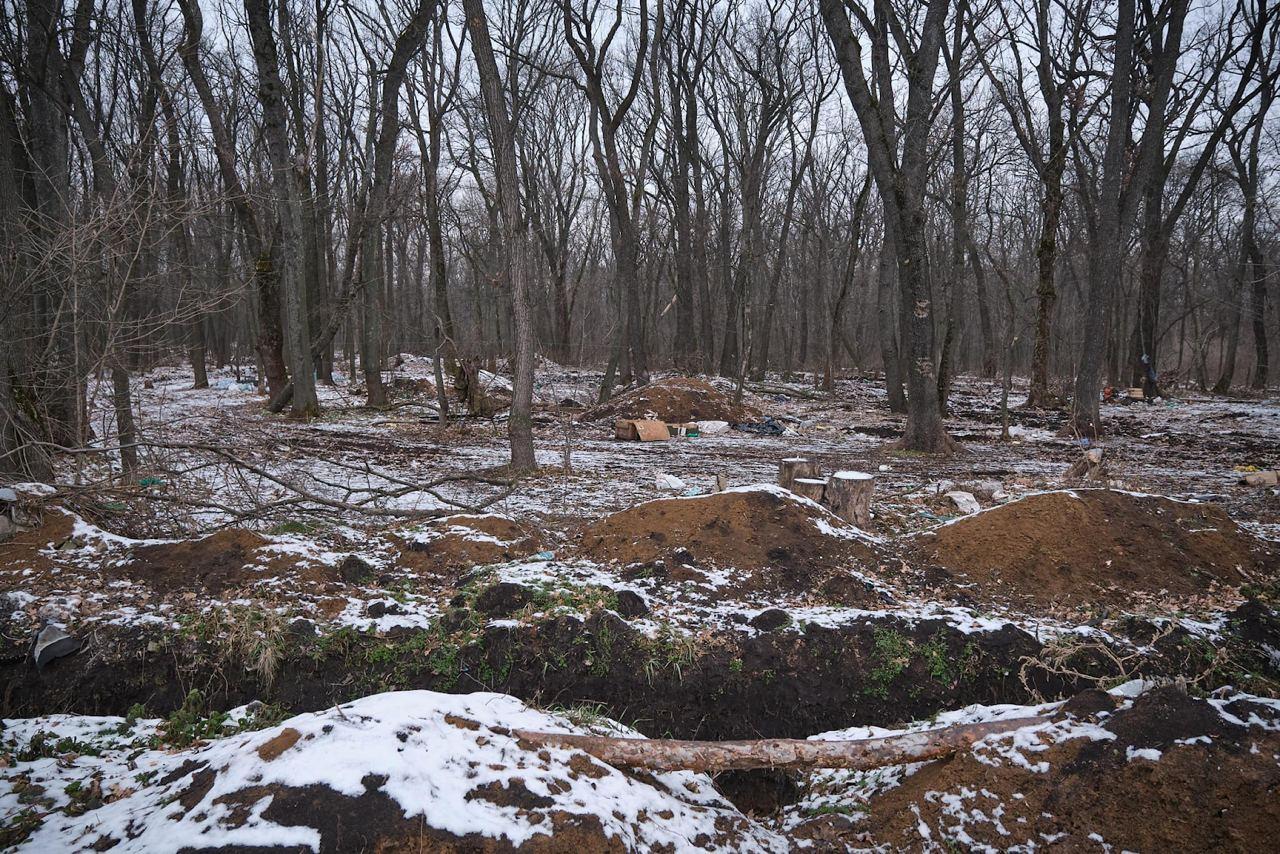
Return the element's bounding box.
[856,686,1280,852]
[575,488,881,604]
[395,514,545,579]
[578,377,760,423]
[912,489,1277,607]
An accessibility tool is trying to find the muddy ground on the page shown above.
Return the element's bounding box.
[2,361,1279,850]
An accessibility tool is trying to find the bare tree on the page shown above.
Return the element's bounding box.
[463,0,537,470]
[820,0,955,452]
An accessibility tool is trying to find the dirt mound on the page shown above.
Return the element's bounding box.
[862,686,1280,852]
[0,508,74,575]
[9,690,784,852]
[396,513,545,578]
[114,530,282,594]
[579,377,760,423]
[912,489,1277,607]
[575,486,880,604]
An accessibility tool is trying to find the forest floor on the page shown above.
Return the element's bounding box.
[2,357,1279,851]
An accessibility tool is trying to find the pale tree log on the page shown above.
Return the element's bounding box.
[514,715,1047,773]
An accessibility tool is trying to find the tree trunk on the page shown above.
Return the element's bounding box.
[1250,254,1269,389]
[464,0,535,471]
[1130,187,1166,400]
[877,234,906,413]
[111,365,138,477]
[969,243,996,378]
[245,0,316,417]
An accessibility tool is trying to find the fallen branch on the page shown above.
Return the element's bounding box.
[514,715,1048,773]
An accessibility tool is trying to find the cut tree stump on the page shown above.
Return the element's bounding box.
[1064,447,1106,482]
[514,715,1047,773]
[826,471,875,528]
[779,457,820,492]
[792,477,828,504]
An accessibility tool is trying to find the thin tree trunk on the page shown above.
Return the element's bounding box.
[112,365,138,476]
[463,0,535,471]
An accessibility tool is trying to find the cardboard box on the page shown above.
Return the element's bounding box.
[615,419,669,441]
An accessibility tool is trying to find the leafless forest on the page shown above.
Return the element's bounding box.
[2,0,1278,472]
[2,0,1280,851]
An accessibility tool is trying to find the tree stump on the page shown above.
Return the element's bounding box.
[779,457,820,492]
[826,471,875,528]
[792,477,828,504]
[1064,447,1106,482]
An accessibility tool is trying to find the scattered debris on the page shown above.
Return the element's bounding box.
[733,417,786,436]
[1065,446,1109,481]
[31,622,81,670]
[944,490,981,515]
[0,487,16,541]
[655,472,687,491]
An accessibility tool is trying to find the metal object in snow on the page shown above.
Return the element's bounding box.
[32,623,82,670]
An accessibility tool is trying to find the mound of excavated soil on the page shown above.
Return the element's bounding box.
[0,509,74,576]
[396,514,545,578]
[579,377,760,424]
[912,489,1277,607]
[575,486,880,604]
[861,687,1280,852]
[10,690,782,852]
[116,530,283,594]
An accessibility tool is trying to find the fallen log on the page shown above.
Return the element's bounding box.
[514,715,1047,773]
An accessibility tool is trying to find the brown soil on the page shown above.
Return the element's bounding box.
[0,509,74,575]
[111,530,289,594]
[861,686,1280,852]
[395,514,545,579]
[912,489,1278,607]
[578,377,760,424]
[574,489,881,604]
